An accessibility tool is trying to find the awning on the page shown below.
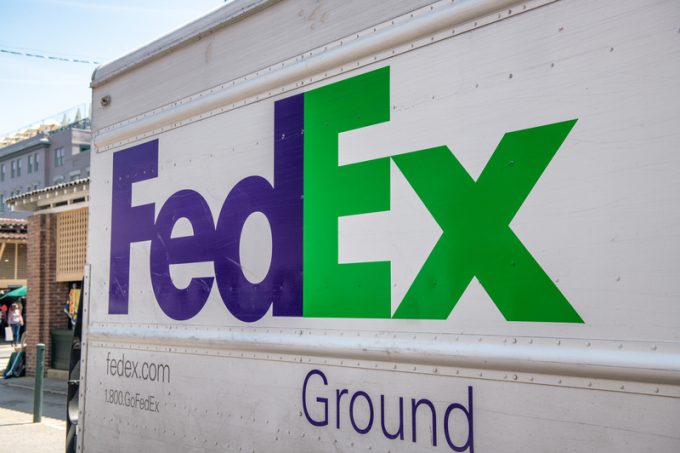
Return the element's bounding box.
[1,286,26,299]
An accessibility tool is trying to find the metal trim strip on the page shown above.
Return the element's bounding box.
[93,0,529,150]
[90,0,280,87]
[87,325,680,387]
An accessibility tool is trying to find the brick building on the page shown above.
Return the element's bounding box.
[8,179,89,375]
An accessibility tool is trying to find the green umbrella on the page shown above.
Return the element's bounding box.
[1,286,26,299]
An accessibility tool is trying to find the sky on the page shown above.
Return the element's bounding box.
[0,0,226,136]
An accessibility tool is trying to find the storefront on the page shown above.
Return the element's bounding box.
[0,218,27,341]
[6,179,88,375]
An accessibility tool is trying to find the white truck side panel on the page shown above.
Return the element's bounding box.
[83,0,680,451]
[90,0,437,130]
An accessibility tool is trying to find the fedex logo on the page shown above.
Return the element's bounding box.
[109,67,582,324]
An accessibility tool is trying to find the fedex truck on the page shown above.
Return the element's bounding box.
[75,0,680,451]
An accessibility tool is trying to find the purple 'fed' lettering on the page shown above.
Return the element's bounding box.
[108,94,304,321]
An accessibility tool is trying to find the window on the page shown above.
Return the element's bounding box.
[70,171,81,181]
[0,164,4,181]
[73,144,91,155]
[10,161,15,178]
[34,153,39,172]
[0,194,4,213]
[55,147,64,167]
[16,159,21,177]
[28,155,33,173]
[34,183,39,191]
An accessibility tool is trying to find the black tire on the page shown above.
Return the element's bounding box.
[66,284,84,453]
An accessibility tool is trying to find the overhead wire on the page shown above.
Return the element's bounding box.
[0,47,101,65]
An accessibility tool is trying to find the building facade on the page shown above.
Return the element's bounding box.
[0,110,91,218]
[7,179,89,375]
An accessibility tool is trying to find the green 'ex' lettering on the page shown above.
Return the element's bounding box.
[303,66,582,323]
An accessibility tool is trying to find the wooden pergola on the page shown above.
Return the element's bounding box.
[7,179,89,282]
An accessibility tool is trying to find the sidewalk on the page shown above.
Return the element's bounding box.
[0,407,66,452]
[1,376,67,396]
[0,343,68,452]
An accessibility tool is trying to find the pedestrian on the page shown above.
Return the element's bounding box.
[8,302,23,347]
